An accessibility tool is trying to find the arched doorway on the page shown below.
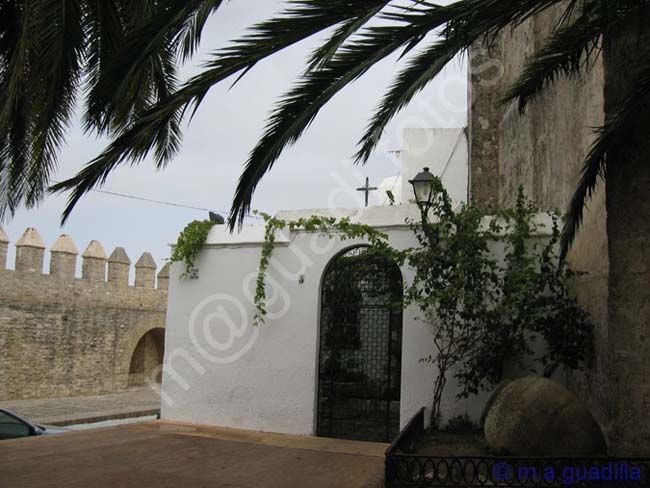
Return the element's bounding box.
[317,246,403,442]
[128,328,165,386]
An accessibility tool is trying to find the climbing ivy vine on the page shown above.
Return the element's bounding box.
[171,220,217,276]
[253,211,399,326]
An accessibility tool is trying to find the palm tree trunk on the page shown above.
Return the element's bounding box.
[602,7,650,455]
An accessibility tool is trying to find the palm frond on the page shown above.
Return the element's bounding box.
[560,62,650,261]
[50,0,647,237]
[1,96,30,217]
[82,0,126,132]
[217,0,399,89]
[180,1,229,61]
[501,13,601,112]
[0,0,35,130]
[0,0,39,217]
[50,97,186,223]
[355,40,459,164]
[84,0,224,135]
[52,0,386,222]
[229,5,457,228]
[439,0,568,41]
[502,0,645,112]
[25,0,85,206]
[306,0,390,71]
[355,0,572,164]
[57,0,576,227]
[0,1,22,68]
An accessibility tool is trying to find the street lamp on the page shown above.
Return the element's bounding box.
[409,167,435,211]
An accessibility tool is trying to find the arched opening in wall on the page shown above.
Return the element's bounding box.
[317,246,403,443]
[128,328,165,387]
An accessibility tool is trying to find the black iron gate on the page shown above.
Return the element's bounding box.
[317,246,403,443]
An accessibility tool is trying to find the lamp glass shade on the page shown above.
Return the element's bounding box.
[412,180,433,206]
[409,167,435,207]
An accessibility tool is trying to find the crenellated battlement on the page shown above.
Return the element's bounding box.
[0,225,168,291]
[0,224,168,402]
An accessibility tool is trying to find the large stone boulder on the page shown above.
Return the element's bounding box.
[480,379,511,429]
[484,376,607,456]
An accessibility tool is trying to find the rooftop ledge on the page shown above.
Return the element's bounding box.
[203,204,555,247]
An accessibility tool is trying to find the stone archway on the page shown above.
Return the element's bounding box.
[316,246,403,442]
[128,328,165,387]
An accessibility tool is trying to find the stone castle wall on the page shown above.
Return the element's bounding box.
[469,5,608,382]
[469,1,650,454]
[0,226,169,401]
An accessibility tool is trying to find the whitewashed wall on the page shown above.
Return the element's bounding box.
[401,128,469,207]
[161,205,555,435]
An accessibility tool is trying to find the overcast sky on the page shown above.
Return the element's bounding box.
[3,0,467,277]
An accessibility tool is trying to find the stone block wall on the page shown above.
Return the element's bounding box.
[469,1,650,454]
[0,226,170,401]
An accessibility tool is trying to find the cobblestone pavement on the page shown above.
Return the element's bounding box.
[0,421,386,488]
[1,387,160,425]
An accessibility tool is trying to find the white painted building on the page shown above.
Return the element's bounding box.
[374,128,469,207]
[159,127,550,441]
[160,215,555,439]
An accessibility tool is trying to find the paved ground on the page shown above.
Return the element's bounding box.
[1,387,159,425]
[0,421,386,488]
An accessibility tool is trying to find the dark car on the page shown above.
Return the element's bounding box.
[0,408,68,440]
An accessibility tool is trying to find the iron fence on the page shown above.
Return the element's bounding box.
[385,408,650,487]
[386,455,650,487]
[385,407,426,456]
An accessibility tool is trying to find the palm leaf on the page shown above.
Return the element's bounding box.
[305,0,390,71]
[356,40,460,164]
[84,0,225,135]
[83,0,125,132]
[52,0,388,222]
[502,15,601,112]
[501,0,645,112]
[231,0,576,224]
[25,0,85,206]
[180,1,230,61]
[0,0,39,217]
[55,0,574,226]
[50,0,645,240]
[228,4,458,228]
[355,0,576,163]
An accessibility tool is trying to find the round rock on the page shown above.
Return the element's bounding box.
[480,379,511,429]
[484,376,607,456]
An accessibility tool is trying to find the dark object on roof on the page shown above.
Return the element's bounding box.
[209,212,225,224]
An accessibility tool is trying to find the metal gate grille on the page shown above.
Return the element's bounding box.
[317,247,403,442]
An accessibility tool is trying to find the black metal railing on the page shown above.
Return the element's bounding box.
[386,455,650,487]
[385,406,426,457]
[385,409,650,487]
